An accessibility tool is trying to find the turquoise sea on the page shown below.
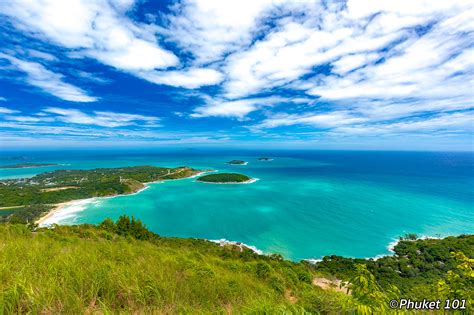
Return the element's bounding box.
[1,150,473,261]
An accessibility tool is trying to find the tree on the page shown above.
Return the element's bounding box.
[345,264,399,313]
[437,252,474,311]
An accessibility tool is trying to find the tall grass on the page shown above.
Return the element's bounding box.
[0,224,348,313]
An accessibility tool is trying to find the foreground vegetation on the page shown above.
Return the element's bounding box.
[315,234,474,304]
[0,166,201,223]
[0,218,472,313]
[197,173,252,183]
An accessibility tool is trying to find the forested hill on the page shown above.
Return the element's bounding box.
[315,234,474,301]
[0,217,472,313]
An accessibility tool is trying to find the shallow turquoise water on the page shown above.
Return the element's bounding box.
[1,150,473,260]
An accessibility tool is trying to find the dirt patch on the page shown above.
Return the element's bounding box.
[313,277,350,294]
[40,186,79,192]
[285,290,298,304]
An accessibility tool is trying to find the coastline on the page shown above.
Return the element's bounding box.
[304,234,453,264]
[186,170,216,178]
[36,169,210,227]
[210,238,263,255]
[36,198,96,226]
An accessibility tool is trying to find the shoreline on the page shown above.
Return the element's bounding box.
[36,169,212,227]
[186,170,217,179]
[36,199,467,262]
[210,238,263,255]
[304,234,453,264]
[36,198,95,226]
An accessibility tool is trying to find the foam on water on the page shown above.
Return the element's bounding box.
[40,198,99,227]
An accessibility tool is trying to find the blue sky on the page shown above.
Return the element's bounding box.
[0,0,472,150]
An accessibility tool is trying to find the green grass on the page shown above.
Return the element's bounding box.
[1,219,472,313]
[197,173,251,183]
[0,222,348,313]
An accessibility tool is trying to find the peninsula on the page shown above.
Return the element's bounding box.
[0,165,203,224]
[0,163,59,169]
[197,173,255,183]
[226,160,248,165]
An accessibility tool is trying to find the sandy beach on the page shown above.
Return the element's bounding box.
[36,199,93,226]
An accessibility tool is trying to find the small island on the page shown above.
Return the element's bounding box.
[196,173,255,184]
[226,160,248,165]
[0,163,59,169]
[258,157,273,161]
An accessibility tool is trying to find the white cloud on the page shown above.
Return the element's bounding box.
[191,96,289,119]
[1,0,178,71]
[163,0,275,64]
[255,111,366,129]
[333,111,474,135]
[42,107,160,127]
[139,68,223,89]
[27,49,57,61]
[0,54,97,102]
[3,115,48,123]
[1,0,473,143]
[0,0,227,89]
[0,107,20,114]
[331,53,379,74]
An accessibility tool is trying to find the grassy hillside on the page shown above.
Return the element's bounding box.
[1,217,472,313]
[0,219,341,314]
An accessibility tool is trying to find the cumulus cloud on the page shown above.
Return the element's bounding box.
[0,0,221,89]
[1,0,178,70]
[164,0,472,123]
[0,53,97,102]
[163,0,275,64]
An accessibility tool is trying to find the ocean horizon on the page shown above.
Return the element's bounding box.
[1,149,473,261]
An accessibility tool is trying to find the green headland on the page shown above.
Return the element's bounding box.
[0,166,202,224]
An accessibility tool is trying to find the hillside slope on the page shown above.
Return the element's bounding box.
[0,219,472,313]
[0,221,345,313]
